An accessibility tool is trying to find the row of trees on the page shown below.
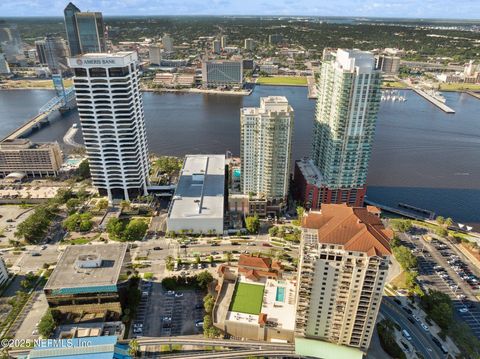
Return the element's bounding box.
[161,271,213,291]
[376,319,407,359]
[106,218,148,242]
[203,293,220,338]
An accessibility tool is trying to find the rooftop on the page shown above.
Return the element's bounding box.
[27,336,130,359]
[44,243,128,292]
[168,154,225,221]
[303,204,392,257]
[241,96,293,116]
[296,158,323,187]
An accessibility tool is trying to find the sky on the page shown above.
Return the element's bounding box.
[1,0,480,18]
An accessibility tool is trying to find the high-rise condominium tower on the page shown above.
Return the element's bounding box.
[162,34,174,52]
[64,2,106,56]
[68,52,149,201]
[295,204,391,353]
[240,96,294,204]
[312,49,381,206]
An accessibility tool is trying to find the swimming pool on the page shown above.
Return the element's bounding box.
[275,287,285,302]
[233,169,241,177]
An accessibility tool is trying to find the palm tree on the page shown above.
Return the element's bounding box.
[224,251,233,264]
[128,339,139,357]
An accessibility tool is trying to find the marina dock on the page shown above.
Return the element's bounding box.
[467,91,480,100]
[413,88,455,113]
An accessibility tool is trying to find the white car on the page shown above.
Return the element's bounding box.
[421,323,429,332]
[459,307,469,313]
[175,292,184,298]
[413,314,421,322]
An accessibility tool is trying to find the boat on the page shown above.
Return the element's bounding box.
[426,89,446,103]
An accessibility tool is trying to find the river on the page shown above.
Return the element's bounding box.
[0,86,479,227]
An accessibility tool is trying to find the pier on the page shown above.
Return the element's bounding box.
[413,88,455,113]
[466,91,480,100]
[307,76,317,99]
[364,199,434,221]
[1,87,75,142]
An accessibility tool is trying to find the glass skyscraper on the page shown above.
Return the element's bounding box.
[63,2,106,56]
[311,49,381,206]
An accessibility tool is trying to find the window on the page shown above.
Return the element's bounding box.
[74,68,87,77]
[89,67,107,77]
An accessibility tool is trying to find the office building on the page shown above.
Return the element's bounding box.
[167,154,225,235]
[213,254,296,342]
[0,257,8,286]
[269,34,283,45]
[221,35,228,49]
[376,54,400,75]
[212,39,221,54]
[244,38,255,51]
[312,49,381,207]
[0,53,10,74]
[162,33,174,52]
[44,35,69,73]
[202,60,243,87]
[240,96,293,208]
[35,40,47,65]
[295,204,392,356]
[0,139,63,177]
[44,243,130,321]
[68,52,150,201]
[149,44,162,65]
[64,2,106,56]
[23,336,131,359]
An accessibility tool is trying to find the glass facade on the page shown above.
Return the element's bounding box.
[64,2,81,56]
[63,3,105,56]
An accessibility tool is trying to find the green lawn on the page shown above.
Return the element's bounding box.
[257,76,307,86]
[230,282,265,315]
[439,83,480,91]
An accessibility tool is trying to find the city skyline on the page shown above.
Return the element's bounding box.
[1,0,480,19]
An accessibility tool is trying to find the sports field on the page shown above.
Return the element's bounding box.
[229,282,265,315]
[256,76,307,86]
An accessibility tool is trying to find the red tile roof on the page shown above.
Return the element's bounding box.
[238,254,272,270]
[303,204,392,256]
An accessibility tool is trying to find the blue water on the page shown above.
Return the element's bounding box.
[233,169,241,177]
[276,286,285,302]
[1,87,480,228]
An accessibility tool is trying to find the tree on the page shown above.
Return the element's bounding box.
[96,198,109,212]
[436,216,445,225]
[245,214,260,234]
[268,226,278,237]
[391,220,412,233]
[62,212,93,232]
[38,309,56,338]
[421,290,453,330]
[123,219,148,241]
[296,206,305,219]
[203,294,215,314]
[392,245,417,270]
[444,217,453,227]
[196,271,213,289]
[66,198,81,213]
[120,200,131,212]
[78,160,91,179]
[208,255,214,263]
[165,255,174,271]
[106,218,124,240]
[224,251,233,264]
[436,227,448,238]
[194,254,201,264]
[128,339,139,357]
[203,314,212,328]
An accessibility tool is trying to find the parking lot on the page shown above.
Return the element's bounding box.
[0,205,33,245]
[403,233,480,339]
[131,280,205,338]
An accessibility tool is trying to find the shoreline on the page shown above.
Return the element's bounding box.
[142,87,252,96]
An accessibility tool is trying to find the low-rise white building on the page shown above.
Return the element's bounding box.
[167,155,225,235]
